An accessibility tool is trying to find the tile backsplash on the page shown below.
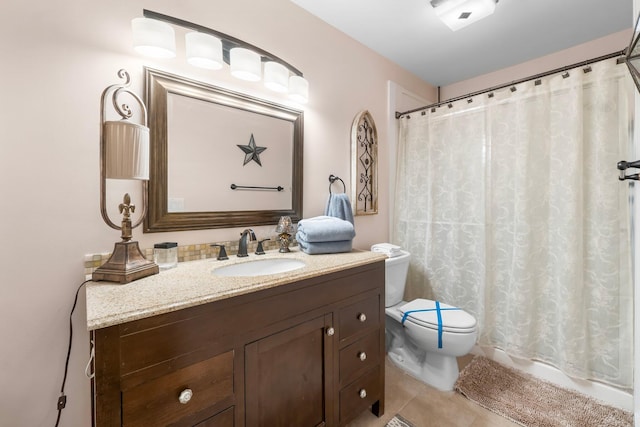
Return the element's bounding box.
[84,235,296,277]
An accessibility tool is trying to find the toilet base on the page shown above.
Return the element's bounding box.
[387,348,461,391]
[385,306,464,391]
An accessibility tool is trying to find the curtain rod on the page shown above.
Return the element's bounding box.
[395,50,626,119]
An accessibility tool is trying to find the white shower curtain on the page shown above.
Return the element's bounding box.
[394,58,634,388]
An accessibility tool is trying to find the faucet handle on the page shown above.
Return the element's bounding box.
[210,244,229,260]
[255,238,270,255]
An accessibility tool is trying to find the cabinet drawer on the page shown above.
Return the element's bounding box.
[338,294,380,343]
[339,366,382,424]
[122,350,233,426]
[195,406,234,427]
[339,330,380,387]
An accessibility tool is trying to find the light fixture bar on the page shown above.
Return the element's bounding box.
[142,9,303,77]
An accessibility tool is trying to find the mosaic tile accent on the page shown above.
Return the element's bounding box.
[84,235,297,277]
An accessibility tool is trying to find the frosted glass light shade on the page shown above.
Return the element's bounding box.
[264,62,289,92]
[434,0,496,31]
[288,75,309,103]
[131,18,176,58]
[104,121,150,180]
[230,48,262,81]
[186,32,223,70]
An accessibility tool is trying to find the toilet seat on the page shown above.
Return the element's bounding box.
[400,299,476,333]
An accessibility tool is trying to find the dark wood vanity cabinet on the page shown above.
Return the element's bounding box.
[91,260,385,427]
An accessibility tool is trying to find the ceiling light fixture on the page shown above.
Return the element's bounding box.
[131,10,309,103]
[430,0,498,31]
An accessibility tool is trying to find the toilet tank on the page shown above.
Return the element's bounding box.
[384,250,411,307]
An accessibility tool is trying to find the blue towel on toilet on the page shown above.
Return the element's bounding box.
[296,216,355,243]
[297,238,353,255]
[325,193,354,225]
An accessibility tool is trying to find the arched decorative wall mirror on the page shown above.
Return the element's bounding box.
[143,67,303,232]
[625,13,640,93]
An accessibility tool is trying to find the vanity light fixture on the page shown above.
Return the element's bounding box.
[92,69,159,284]
[230,47,262,81]
[288,75,309,104]
[131,10,309,103]
[264,61,290,93]
[185,32,223,70]
[430,0,498,31]
[131,17,176,58]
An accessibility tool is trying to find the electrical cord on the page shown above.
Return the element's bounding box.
[54,279,91,427]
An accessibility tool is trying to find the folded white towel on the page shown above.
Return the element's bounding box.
[371,243,402,258]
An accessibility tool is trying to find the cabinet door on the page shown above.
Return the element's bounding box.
[245,314,334,427]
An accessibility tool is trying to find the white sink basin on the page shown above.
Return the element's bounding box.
[212,258,306,277]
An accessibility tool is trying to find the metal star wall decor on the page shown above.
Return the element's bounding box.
[237,134,267,166]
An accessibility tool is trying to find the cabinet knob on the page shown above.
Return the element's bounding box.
[326,327,335,336]
[178,388,193,404]
[358,351,367,361]
[359,389,367,399]
[358,313,367,322]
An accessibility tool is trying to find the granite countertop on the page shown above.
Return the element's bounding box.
[86,248,386,330]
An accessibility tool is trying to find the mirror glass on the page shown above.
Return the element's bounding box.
[144,67,303,232]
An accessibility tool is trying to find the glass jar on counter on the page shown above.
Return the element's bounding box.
[154,242,178,270]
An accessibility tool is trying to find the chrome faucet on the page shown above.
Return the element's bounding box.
[238,229,257,257]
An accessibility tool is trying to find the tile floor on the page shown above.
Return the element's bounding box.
[347,355,520,427]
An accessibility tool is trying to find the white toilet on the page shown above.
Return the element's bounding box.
[381,248,478,391]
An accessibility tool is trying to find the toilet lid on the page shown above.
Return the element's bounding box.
[399,299,477,333]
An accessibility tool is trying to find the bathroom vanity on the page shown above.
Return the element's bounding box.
[87,249,386,426]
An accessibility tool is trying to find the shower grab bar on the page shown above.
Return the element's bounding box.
[617,160,640,181]
[328,174,346,193]
[230,184,284,191]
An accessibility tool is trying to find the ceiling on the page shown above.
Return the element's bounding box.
[290,0,633,87]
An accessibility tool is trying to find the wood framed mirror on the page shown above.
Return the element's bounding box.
[143,67,303,232]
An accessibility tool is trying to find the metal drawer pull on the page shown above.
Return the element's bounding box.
[326,327,335,336]
[358,313,367,322]
[358,351,367,361]
[359,389,367,399]
[178,388,193,404]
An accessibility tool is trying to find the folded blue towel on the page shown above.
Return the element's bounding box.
[325,193,354,225]
[297,238,353,255]
[296,216,355,243]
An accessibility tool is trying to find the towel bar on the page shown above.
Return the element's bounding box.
[230,184,284,191]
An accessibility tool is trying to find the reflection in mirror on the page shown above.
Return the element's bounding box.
[144,68,303,232]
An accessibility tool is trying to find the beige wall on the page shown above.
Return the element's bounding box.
[442,29,631,100]
[1,0,632,424]
[0,0,434,425]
